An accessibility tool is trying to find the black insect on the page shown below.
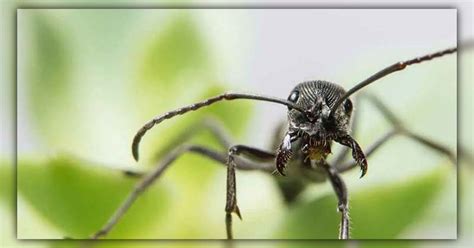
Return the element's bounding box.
[91,47,457,240]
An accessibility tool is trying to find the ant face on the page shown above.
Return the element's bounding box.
[287,81,353,142]
[275,81,358,175]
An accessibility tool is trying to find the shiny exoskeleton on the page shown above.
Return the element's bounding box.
[276,81,366,178]
[274,81,362,207]
[91,47,457,240]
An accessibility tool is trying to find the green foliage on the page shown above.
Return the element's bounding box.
[139,13,211,87]
[18,156,170,239]
[279,165,447,239]
[27,13,74,149]
[18,11,253,239]
[0,162,12,206]
[134,13,214,120]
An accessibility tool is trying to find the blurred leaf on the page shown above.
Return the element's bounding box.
[18,156,170,239]
[133,12,215,122]
[0,163,35,248]
[277,241,344,248]
[274,242,411,248]
[0,162,12,206]
[48,240,226,248]
[139,13,210,88]
[20,11,254,240]
[27,13,75,148]
[279,165,447,239]
[359,241,414,248]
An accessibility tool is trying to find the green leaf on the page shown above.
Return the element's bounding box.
[132,12,216,121]
[138,13,211,89]
[0,163,27,248]
[19,11,254,239]
[26,13,76,149]
[279,165,448,239]
[17,156,170,239]
[48,240,226,248]
[276,241,344,248]
[359,241,414,248]
[0,162,12,206]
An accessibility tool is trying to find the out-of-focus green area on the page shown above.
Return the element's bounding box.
[17,9,254,239]
[18,156,170,238]
[1,6,471,248]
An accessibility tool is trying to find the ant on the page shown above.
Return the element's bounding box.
[91,46,456,240]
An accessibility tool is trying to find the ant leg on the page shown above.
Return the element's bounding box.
[366,93,456,163]
[122,117,235,179]
[153,117,233,159]
[225,145,276,239]
[121,170,146,178]
[91,144,273,239]
[337,94,456,173]
[321,162,350,239]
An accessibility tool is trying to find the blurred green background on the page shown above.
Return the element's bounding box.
[1,5,472,248]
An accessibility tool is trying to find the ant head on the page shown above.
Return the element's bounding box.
[276,80,355,176]
[286,81,353,141]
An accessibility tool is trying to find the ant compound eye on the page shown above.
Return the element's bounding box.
[287,90,300,110]
[343,99,353,113]
[288,90,300,103]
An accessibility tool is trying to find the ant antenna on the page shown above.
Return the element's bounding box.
[329,47,457,118]
[132,93,307,161]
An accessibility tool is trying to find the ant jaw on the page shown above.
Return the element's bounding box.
[334,134,368,178]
